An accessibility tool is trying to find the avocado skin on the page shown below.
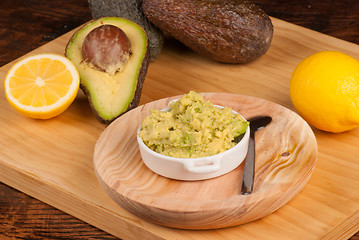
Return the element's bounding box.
[142,0,273,64]
[119,48,149,122]
[88,0,163,62]
[65,17,149,124]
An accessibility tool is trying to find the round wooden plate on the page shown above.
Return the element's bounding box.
[93,93,318,230]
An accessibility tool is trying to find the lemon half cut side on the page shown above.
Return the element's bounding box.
[4,53,80,119]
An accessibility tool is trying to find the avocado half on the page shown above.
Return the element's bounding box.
[65,17,149,123]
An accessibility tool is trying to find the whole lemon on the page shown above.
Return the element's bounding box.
[290,51,359,133]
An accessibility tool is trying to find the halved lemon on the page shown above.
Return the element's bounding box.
[4,53,80,119]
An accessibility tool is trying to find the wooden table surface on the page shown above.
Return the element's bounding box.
[0,0,358,239]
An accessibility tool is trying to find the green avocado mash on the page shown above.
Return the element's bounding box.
[138,91,249,158]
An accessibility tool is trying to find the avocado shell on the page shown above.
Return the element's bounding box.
[142,0,273,64]
[88,0,164,62]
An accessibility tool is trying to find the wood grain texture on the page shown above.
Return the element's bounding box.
[0,0,359,239]
[0,15,358,240]
[94,93,317,229]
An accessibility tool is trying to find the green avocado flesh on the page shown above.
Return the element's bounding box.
[65,17,148,123]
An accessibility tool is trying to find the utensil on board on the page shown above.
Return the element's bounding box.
[241,116,272,195]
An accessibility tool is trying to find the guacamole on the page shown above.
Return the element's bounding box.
[138,91,249,158]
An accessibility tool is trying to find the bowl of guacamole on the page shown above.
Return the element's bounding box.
[137,91,250,181]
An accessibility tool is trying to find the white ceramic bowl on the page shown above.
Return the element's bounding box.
[137,105,250,181]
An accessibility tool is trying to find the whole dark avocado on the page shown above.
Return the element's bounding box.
[65,17,149,124]
[88,0,163,61]
[142,0,273,64]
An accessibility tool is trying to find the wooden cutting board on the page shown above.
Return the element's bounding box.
[0,17,358,239]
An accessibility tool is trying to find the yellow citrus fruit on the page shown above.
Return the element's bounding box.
[4,53,80,119]
[290,51,359,133]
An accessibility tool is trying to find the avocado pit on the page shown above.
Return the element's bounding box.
[81,24,131,75]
